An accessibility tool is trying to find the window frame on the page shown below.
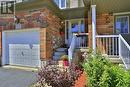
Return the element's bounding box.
[115,16,129,34]
[59,0,66,9]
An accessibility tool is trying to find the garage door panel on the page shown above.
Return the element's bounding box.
[9,44,40,67]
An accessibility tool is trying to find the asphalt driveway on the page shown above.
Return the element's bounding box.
[0,67,37,87]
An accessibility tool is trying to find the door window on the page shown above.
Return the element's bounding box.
[71,20,85,33]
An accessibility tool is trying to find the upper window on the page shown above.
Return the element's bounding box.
[54,0,66,9]
[54,0,59,6]
[53,0,84,9]
[115,16,129,34]
[61,0,66,8]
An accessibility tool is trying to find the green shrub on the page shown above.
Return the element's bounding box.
[83,52,130,87]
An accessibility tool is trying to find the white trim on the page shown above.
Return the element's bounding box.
[59,0,67,9]
[91,5,96,8]
[3,28,40,32]
[65,20,67,44]
[119,35,130,51]
[91,5,96,53]
[113,12,130,16]
[65,18,85,45]
[75,33,89,36]
[65,18,84,21]
[119,34,130,69]
[96,35,119,38]
[115,16,129,34]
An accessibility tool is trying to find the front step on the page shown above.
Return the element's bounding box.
[53,55,61,61]
[53,48,67,61]
[54,52,66,56]
[56,48,67,52]
[119,64,126,68]
[108,57,123,64]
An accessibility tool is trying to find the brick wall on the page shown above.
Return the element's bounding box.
[96,13,114,34]
[40,27,62,60]
[39,8,63,60]
[88,13,114,48]
[0,7,63,61]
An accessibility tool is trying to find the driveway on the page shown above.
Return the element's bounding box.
[0,67,37,87]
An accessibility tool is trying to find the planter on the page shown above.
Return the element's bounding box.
[63,60,69,66]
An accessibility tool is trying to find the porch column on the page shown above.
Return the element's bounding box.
[91,5,96,53]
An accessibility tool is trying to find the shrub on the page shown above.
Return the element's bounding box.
[37,62,83,87]
[83,52,130,87]
[83,52,111,87]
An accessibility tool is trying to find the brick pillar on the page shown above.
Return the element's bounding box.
[40,28,53,61]
[88,14,92,48]
[40,28,47,61]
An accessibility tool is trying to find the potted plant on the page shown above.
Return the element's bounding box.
[60,55,69,67]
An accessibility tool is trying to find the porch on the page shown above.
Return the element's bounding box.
[68,1,130,70]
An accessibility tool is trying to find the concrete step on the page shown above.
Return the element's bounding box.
[76,48,89,52]
[56,48,67,52]
[53,55,61,61]
[119,64,126,68]
[108,58,123,64]
[54,52,67,56]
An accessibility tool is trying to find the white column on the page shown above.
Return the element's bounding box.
[59,0,62,8]
[91,5,96,53]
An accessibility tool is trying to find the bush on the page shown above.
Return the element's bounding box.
[37,62,83,87]
[83,52,130,87]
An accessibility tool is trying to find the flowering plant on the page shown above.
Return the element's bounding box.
[37,62,83,87]
[60,55,68,61]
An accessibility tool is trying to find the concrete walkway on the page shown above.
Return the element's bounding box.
[0,67,37,87]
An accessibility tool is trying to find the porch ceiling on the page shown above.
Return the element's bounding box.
[61,7,87,20]
[92,0,130,14]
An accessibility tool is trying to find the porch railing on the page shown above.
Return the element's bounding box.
[75,33,88,48]
[119,35,130,69]
[96,35,119,57]
[68,35,76,62]
[68,33,88,62]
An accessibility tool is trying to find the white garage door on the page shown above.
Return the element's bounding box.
[9,44,40,67]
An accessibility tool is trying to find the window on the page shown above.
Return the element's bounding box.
[53,0,66,9]
[115,16,129,34]
[61,0,66,8]
[54,0,59,6]
[71,20,85,33]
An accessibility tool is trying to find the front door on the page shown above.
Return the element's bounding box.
[115,16,129,34]
[66,19,85,46]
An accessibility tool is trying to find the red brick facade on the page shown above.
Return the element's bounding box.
[0,7,63,61]
[88,13,114,47]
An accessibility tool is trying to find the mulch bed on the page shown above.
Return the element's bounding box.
[74,72,87,87]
